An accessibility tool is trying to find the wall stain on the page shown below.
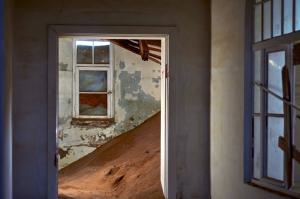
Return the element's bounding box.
[119,61,126,69]
[59,62,68,71]
[118,71,160,125]
[59,147,72,159]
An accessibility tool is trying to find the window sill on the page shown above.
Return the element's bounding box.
[71,117,115,128]
[249,179,300,198]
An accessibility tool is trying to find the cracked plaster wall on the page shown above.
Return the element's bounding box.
[58,38,161,169]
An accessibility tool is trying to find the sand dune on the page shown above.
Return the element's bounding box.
[58,113,164,199]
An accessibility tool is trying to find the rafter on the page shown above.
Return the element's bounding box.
[110,39,161,65]
[139,40,149,61]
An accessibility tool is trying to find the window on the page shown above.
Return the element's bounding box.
[254,0,300,42]
[73,39,114,119]
[247,0,300,197]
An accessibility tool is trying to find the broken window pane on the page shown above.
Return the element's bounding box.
[79,71,107,92]
[79,94,107,116]
[273,0,282,37]
[77,41,93,64]
[268,51,285,114]
[94,41,110,64]
[267,117,284,181]
[264,1,271,39]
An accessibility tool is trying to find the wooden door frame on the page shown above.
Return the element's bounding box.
[47,25,178,199]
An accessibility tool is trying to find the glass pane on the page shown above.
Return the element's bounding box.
[264,1,271,39]
[268,51,285,114]
[79,71,107,92]
[267,117,284,181]
[273,0,282,37]
[94,42,110,64]
[254,50,262,82]
[284,0,293,34]
[255,4,262,42]
[253,117,262,179]
[254,51,261,113]
[77,41,93,64]
[254,86,261,113]
[79,94,107,116]
[296,0,300,30]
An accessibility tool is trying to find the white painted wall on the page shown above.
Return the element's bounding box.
[211,0,290,198]
[58,37,161,169]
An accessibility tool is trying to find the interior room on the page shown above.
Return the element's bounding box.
[57,37,164,199]
[3,0,300,199]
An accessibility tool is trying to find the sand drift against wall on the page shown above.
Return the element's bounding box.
[58,113,164,199]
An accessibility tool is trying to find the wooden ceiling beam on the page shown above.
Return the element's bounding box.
[147,40,161,47]
[149,57,161,65]
[139,40,149,61]
[110,39,161,65]
[148,46,161,52]
[149,52,161,60]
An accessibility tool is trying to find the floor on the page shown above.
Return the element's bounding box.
[58,113,164,199]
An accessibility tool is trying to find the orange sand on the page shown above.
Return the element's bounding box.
[58,113,164,199]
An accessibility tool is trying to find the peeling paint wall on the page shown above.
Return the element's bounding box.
[58,38,161,169]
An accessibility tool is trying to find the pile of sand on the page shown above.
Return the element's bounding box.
[58,113,164,199]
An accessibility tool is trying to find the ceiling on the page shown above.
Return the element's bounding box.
[110,40,162,65]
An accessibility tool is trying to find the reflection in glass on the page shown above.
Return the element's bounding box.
[296,0,300,30]
[79,71,107,92]
[264,1,271,39]
[284,0,293,34]
[273,0,282,36]
[94,45,110,64]
[255,4,262,42]
[79,94,107,116]
[77,41,93,64]
[267,117,284,181]
[268,51,285,114]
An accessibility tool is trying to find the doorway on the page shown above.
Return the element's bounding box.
[47,27,172,199]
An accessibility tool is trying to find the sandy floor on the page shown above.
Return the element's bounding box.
[58,113,164,199]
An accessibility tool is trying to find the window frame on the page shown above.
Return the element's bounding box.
[245,0,300,197]
[72,38,114,119]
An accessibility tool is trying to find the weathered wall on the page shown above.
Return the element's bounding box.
[58,38,161,169]
[2,0,13,198]
[13,0,210,198]
[211,0,289,198]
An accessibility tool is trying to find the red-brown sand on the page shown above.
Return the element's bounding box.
[58,113,164,199]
